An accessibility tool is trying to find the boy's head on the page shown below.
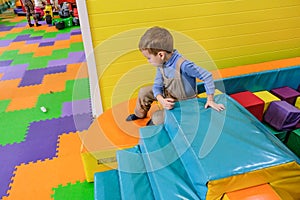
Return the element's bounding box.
[139,26,173,55]
[139,27,174,67]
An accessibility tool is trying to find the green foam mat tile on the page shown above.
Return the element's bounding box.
[0,78,90,145]
[11,52,34,65]
[20,28,35,35]
[29,30,46,37]
[69,42,84,52]
[65,78,91,100]
[0,32,19,40]
[0,99,10,113]
[52,181,94,200]
[42,32,60,39]
[27,56,50,70]
[0,50,19,60]
[50,48,72,60]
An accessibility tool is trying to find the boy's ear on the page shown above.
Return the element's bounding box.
[157,51,166,60]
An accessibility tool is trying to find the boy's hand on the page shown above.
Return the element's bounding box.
[205,100,225,112]
[157,95,175,110]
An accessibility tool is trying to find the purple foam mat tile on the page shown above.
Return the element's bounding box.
[0,60,13,67]
[45,64,66,74]
[61,99,91,117]
[28,36,43,41]
[39,41,55,47]
[0,113,93,198]
[39,38,55,43]
[13,34,31,42]
[0,26,13,32]
[56,33,71,40]
[70,29,81,35]
[0,64,28,80]
[25,39,42,44]
[47,51,86,67]
[18,68,47,87]
[0,40,12,47]
[14,22,27,27]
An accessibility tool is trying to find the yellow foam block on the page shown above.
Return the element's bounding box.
[197,89,223,98]
[222,184,282,200]
[80,148,119,182]
[253,90,280,112]
[295,96,300,109]
[207,161,300,200]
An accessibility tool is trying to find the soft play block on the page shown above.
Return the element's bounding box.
[264,123,287,142]
[254,90,280,113]
[286,128,300,158]
[230,91,265,121]
[295,96,300,109]
[94,170,121,200]
[81,148,118,182]
[271,86,300,105]
[222,184,281,200]
[197,89,223,98]
[264,101,300,131]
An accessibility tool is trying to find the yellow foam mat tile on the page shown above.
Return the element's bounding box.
[18,43,40,54]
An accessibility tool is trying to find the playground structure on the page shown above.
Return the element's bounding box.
[81,63,300,199]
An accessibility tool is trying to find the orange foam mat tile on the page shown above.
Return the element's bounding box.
[40,63,88,93]
[9,16,26,23]
[53,40,71,49]
[4,132,86,200]
[5,95,38,112]
[6,41,26,51]
[18,43,40,54]
[33,46,57,57]
[12,85,42,98]
[66,63,89,79]
[0,79,21,100]
[69,35,83,43]
[9,27,26,34]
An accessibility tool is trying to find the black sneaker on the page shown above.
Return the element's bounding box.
[29,23,34,27]
[126,114,141,121]
[146,119,154,126]
[36,23,41,27]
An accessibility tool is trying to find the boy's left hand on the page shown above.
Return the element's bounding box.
[205,100,225,112]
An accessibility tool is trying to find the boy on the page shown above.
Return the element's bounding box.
[126,26,225,124]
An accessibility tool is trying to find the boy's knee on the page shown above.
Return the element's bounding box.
[151,110,165,125]
[139,86,153,97]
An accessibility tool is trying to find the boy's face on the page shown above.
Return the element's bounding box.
[141,50,165,67]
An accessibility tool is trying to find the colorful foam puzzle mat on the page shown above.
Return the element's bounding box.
[0,16,94,199]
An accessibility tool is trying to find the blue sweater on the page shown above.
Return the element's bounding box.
[153,50,215,98]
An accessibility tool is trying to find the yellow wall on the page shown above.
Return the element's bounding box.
[85,0,300,110]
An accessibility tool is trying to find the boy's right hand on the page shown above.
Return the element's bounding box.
[157,95,175,110]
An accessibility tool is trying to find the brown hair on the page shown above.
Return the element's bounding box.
[138,26,173,55]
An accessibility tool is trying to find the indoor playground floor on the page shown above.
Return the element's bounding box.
[1,14,300,200]
[0,16,95,200]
